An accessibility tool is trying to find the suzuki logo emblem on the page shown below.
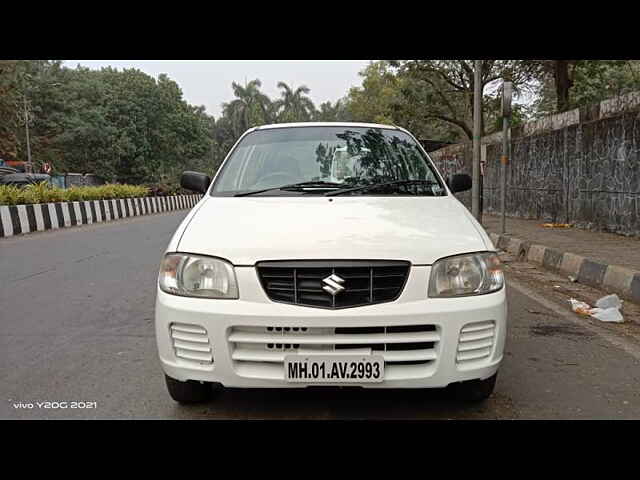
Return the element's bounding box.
[322,273,346,296]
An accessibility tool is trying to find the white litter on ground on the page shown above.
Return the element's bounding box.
[569,294,624,323]
[595,294,623,310]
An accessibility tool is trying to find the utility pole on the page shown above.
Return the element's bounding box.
[23,94,33,173]
[21,82,60,174]
[471,60,482,221]
[501,81,513,234]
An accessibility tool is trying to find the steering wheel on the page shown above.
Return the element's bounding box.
[252,172,299,189]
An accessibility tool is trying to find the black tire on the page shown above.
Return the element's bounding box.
[164,374,219,404]
[451,373,497,402]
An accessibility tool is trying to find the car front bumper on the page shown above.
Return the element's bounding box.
[154,265,507,389]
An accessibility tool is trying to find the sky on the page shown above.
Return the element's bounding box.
[63,60,371,118]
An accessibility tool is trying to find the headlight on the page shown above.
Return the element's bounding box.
[428,252,503,298]
[158,253,239,299]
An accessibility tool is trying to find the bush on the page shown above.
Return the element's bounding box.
[144,183,190,197]
[0,182,151,205]
[0,185,21,206]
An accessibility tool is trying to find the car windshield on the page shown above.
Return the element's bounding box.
[211,126,446,196]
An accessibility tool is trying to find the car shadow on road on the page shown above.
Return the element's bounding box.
[170,385,515,420]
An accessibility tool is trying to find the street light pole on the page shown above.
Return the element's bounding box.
[471,60,482,221]
[23,94,33,173]
[501,81,513,234]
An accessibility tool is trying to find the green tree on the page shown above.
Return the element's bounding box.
[533,60,640,115]
[393,60,540,140]
[274,82,316,122]
[312,99,351,122]
[8,62,215,185]
[345,61,400,126]
[344,61,464,142]
[222,79,274,137]
[0,60,25,161]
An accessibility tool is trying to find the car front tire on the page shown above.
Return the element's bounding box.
[451,373,497,402]
[164,374,221,404]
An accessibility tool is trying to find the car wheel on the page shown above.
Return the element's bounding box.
[164,374,221,404]
[451,373,497,402]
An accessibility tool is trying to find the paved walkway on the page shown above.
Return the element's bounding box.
[482,214,640,271]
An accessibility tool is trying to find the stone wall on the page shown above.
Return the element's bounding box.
[64,173,105,188]
[430,91,640,236]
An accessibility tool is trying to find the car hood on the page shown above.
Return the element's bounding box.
[177,196,489,265]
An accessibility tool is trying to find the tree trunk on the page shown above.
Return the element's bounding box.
[554,60,574,112]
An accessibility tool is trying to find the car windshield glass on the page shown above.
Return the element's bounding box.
[211,126,446,196]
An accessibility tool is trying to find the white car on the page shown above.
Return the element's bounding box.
[155,122,507,404]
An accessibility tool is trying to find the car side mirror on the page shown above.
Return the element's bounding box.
[181,171,211,194]
[448,173,472,193]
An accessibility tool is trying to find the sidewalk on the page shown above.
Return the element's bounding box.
[482,214,640,304]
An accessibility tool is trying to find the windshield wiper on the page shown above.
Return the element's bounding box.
[281,181,347,188]
[234,181,348,197]
[325,179,441,197]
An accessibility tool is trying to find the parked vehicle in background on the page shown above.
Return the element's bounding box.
[0,161,52,187]
[0,165,19,178]
[155,122,507,405]
[0,173,51,187]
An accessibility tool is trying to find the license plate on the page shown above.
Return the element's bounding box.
[284,355,384,383]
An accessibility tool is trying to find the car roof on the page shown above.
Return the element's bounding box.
[253,122,403,131]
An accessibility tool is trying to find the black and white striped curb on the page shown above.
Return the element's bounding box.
[489,232,640,304]
[0,194,201,239]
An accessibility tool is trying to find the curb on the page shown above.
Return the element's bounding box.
[489,232,640,305]
[0,194,201,239]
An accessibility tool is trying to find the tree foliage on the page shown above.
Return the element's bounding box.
[210,80,352,169]
[340,60,640,143]
[533,60,640,115]
[0,61,213,184]
[345,60,540,142]
[3,60,637,187]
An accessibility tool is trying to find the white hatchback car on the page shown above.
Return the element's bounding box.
[155,122,507,404]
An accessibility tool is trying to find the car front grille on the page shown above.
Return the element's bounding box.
[228,324,440,381]
[256,260,410,309]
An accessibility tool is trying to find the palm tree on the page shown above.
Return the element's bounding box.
[221,79,273,136]
[313,100,347,121]
[274,82,316,122]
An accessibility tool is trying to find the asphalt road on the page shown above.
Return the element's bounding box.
[2,210,640,419]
